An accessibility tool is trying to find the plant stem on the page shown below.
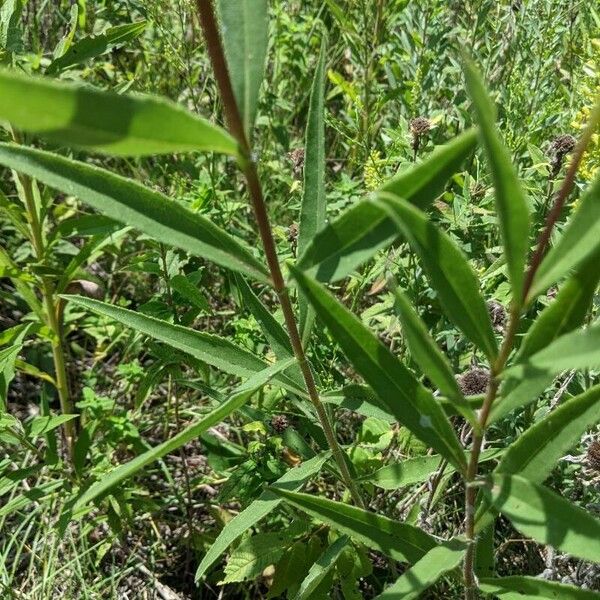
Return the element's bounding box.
[462,97,599,598]
[195,0,365,508]
[10,129,75,460]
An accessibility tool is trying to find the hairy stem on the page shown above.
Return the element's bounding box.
[195,0,365,508]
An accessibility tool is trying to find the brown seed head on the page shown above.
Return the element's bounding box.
[271,414,289,433]
[457,368,490,396]
[587,440,600,472]
[487,300,507,332]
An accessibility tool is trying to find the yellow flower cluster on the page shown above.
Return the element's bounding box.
[364,150,385,191]
[572,40,600,182]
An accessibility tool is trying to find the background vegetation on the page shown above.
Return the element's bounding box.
[0,0,599,598]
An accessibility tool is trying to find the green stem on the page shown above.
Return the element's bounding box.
[195,0,365,508]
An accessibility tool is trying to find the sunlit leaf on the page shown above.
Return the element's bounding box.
[479,576,600,599]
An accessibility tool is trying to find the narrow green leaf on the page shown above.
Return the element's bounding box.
[462,59,530,304]
[195,452,330,580]
[290,265,467,472]
[27,415,78,440]
[218,0,268,138]
[480,576,600,599]
[0,0,23,54]
[0,69,238,156]
[297,129,478,282]
[47,21,146,74]
[295,535,348,600]
[496,385,600,481]
[529,172,600,299]
[485,474,600,562]
[298,36,327,344]
[362,449,503,491]
[375,539,466,600]
[0,144,269,282]
[376,193,497,361]
[64,295,303,396]
[51,4,78,59]
[270,488,438,564]
[390,282,477,426]
[72,359,294,511]
[170,274,211,312]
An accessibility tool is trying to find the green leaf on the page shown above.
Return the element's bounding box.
[298,36,327,345]
[47,21,147,74]
[0,144,269,282]
[375,193,497,361]
[484,474,600,562]
[72,359,294,512]
[297,129,478,282]
[496,385,600,481]
[375,539,466,600]
[322,384,395,422]
[362,448,503,490]
[290,265,467,472]
[195,452,329,580]
[529,172,600,299]
[0,69,238,156]
[64,295,303,396]
[390,283,477,427]
[51,4,79,60]
[270,488,438,564]
[295,535,348,600]
[0,0,23,54]
[170,274,211,312]
[462,58,530,304]
[27,415,78,440]
[218,0,268,138]
[221,532,288,583]
[479,576,600,599]
[491,253,600,423]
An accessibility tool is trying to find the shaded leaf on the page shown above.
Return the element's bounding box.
[0,69,238,156]
[480,576,600,599]
[270,488,437,564]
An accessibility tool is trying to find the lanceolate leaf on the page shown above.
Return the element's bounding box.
[377,193,497,361]
[496,385,600,481]
[0,69,238,156]
[195,452,330,581]
[270,488,438,564]
[64,295,304,396]
[0,144,269,283]
[375,539,466,600]
[391,285,471,421]
[290,266,467,472]
[298,36,327,345]
[47,21,147,74]
[297,129,478,282]
[218,0,268,138]
[479,576,600,600]
[491,253,600,423]
[529,172,600,300]
[72,359,294,511]
[484,474,600,562]
[462,59,530,304]
[296,535,349,600]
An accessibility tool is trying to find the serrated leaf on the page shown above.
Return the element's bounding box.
[218,0,268,138]
[290,265,466,472]
[221,532,288,583]
[462,58,530,304]
[0,69,238,156]
[195,453,329,580]
[375,538,466,600]
[485,474,600,562]
[0,144,269,282]
[47,21,147,74]
[270,488,438,564]
[479,576,600,599]
[298,36,327,345]
[297,129,478,282]
[72,359,294,512]
[529,172,600,299]
[295,535,348,600]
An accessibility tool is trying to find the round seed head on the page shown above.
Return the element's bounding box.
[457,368,490,396]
